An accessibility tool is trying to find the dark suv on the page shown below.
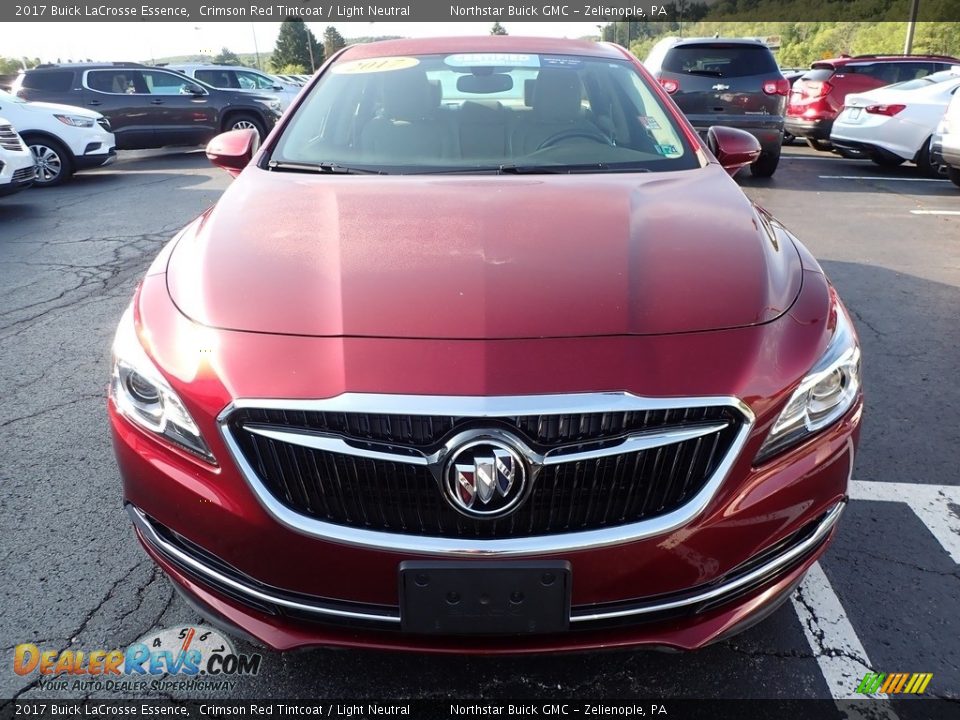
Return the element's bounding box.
[12,63,282,150]
[786,54,960,151]
[644,38,788,177]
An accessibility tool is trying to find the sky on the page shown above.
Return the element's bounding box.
[1,22,606,64]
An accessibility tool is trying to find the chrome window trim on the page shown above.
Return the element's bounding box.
[129,500,844,627]
[217,392,755,557]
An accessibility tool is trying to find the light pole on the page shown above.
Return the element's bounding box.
[251,23,262,70]
[903,0,920,54]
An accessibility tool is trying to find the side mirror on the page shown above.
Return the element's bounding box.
[706,126,761,176]
[271,84,284,91]
[205,129,259,177]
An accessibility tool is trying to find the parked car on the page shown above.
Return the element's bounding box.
[935,87,960,187]
[644,37,788,177]
[273,74,304,87]
[785,54,960,151]
[830,68,960,175]
[780,70,807,144]
[12,63,282,149]
[0,88,115,186]
[167,64,301,110]
[0,118,36,196]
[111,36,863,653]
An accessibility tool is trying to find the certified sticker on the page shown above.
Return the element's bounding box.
[331,57,420,75]
[444,53,540,68]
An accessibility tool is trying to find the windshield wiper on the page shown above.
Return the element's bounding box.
[497,163,652,175]
[268,160,385,175]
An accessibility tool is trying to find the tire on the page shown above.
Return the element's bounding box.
[914,140,941,178]
[870,155,904,168]
[805,137,831,152]
[224,113,266,140]
[750,147,781,178]
[23,135,74,187]
[948,166,960,188]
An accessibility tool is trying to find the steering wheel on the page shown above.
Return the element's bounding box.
[536,128,615,151]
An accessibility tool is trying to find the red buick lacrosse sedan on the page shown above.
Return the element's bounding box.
[110,37,862,652]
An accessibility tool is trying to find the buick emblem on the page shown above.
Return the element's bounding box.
[444,438,527,518]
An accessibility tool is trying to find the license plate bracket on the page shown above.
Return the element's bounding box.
[399,560,571,635]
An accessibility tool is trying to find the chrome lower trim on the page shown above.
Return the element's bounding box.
[570,500,845,623]
[217,392,755,557]
[127,505,401,624]
[129,500,844,628]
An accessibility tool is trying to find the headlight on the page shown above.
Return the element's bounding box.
[110,304,216,464]
[755,301,861,463]
[54,114,95,128]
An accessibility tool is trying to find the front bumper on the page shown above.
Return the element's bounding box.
[114,391,860,652]
[75,146,116,170]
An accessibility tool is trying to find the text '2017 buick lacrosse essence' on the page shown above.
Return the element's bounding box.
[110,37,863,653]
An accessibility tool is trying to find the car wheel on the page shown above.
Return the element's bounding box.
[226,114,266,140]
[750,147,781,178]
[914,140,942,178]
[805,138,830,152]
[948,166,960,188]
[24,136,74,187]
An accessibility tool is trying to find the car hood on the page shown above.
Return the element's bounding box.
[166,166,802,339]
[18,100,102,120]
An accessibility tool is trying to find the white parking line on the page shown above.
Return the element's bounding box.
[793,563,896,713]
[849,480,960,563]
[909,210,960,216]
[818,175,948,182]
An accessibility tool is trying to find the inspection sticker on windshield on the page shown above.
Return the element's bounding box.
[656,144,679,156]
[444,53,540,68]
[639,116,662,130]
[332,57,420,75]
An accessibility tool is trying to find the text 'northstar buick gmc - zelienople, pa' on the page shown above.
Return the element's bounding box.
[109,36,863,652]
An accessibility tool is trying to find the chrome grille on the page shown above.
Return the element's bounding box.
[0,124,23,151]
[225,400,745,540]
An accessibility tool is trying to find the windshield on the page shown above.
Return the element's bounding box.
[270,53,698,174]
[890,70,960,91]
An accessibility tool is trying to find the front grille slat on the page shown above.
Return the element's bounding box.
[228,404,743,539]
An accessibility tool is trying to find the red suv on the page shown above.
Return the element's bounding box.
[786,54,960,150]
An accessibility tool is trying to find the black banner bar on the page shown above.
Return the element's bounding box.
[2,700,960,720]
[5,0,960,23]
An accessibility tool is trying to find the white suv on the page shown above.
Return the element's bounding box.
[167,64,300,110]
[0,119,36,197]
[0,89,116,186]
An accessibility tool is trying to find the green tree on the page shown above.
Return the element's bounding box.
[0,57,26,74]
[213,47,242,65]
[323,26,346,58]
[490,22,508,35]
[272,18,323,72]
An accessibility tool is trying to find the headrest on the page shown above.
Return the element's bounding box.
[382,69,436,121]
[532,68,582,120]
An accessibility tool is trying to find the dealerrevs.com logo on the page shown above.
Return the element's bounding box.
[12,625,261,693]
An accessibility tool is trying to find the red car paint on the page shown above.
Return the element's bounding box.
[111,37,862,652]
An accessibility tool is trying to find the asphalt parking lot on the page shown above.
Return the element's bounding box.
[1,145,958,711]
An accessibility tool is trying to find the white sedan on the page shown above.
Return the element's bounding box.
[831,69,960,176]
